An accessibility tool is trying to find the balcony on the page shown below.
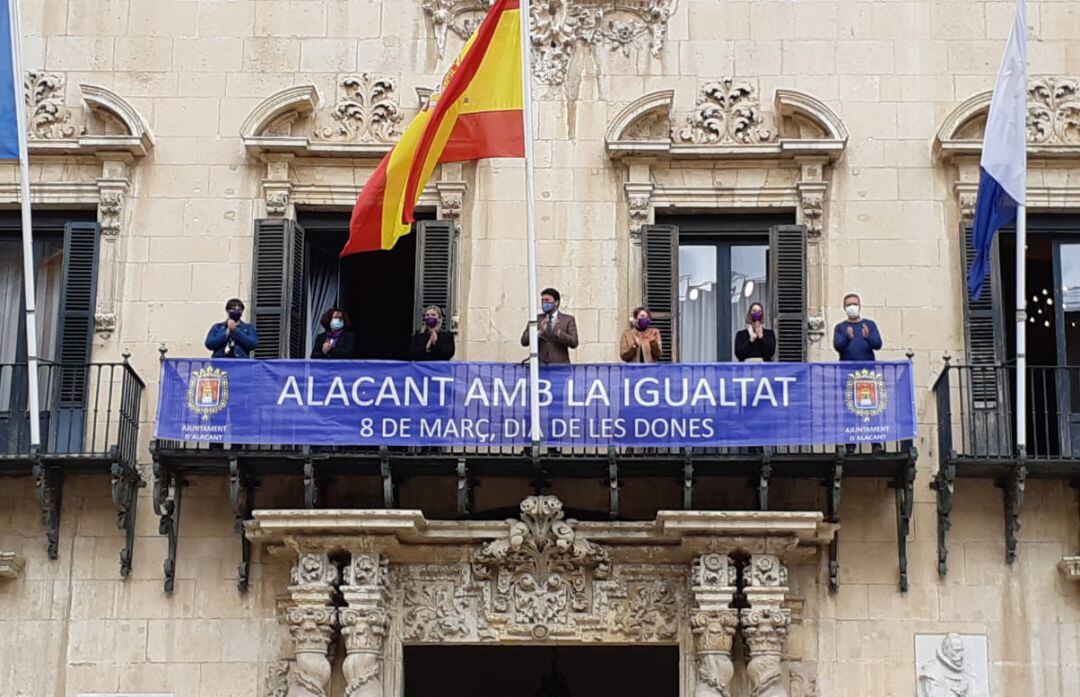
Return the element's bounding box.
[932,361,1080,576]
[149,357,917,593]
[0,358,145,574]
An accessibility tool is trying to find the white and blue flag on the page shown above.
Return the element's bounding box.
[0,0,18,159]
[968,0,1027,300]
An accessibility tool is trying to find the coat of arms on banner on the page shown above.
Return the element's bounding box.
[846,369,887,422]
[187,366,229,421]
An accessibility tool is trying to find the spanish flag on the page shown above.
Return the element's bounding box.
[342,0,524,255]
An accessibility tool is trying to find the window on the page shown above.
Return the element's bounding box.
[250,213,454,360]
[644,215,805,363]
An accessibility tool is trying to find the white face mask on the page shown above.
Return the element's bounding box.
[845,304,861,319]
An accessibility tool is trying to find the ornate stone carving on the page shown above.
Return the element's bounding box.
[1060,555,1080,580]
[285,606,337,697]
[290,552,339,588]
[423,0,678,85]
[266,190,290,217]
[315,74,404,143]
[958,190,978,221]
[678,79,777,145]
[610,580,678,640]
[98,189,124,238]
[692,553,738,589]
[788,661,818,697]
[916,633,988,697]
[691,609,739,697]
[437,182,466,220]
[340,607,389,697]
[344,552,388,588]
[472,495,611,637]
[806,316,826,344]
[26,72,83,140]
[740,607,791,697]
[265,660,292,697]
[747,554,788,588]
[401,581,471,641]
[1027,77,1080,145]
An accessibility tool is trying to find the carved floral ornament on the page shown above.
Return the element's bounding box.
[936,76,1080,160]
[422,0,678,85]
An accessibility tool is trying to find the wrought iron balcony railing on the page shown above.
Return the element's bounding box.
[0,359,146,576]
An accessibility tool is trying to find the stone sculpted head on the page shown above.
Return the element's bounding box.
[937,633,966,670]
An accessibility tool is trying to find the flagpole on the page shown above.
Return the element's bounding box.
[1015,204,1026,458]
[518,0,542,447]
[8,0,39,449]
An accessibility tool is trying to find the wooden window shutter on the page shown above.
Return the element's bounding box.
[642,224,678,362]
[961,223,1005,403]
[57,222,101,402]
[252,218,306,358]
[768,224,807,362]
[54,222,101,452]
[414,220,457,328]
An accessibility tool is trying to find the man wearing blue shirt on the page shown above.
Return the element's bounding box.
[205,298,259,358]
[833,293,882,361]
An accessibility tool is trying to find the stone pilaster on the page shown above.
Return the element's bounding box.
[340,552,390,697]
[286,552,339,697]
[740,554,791,697]
[690,553,738,697]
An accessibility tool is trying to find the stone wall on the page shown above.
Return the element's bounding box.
[1,1,1080,696]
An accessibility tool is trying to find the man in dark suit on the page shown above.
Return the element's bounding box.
[521,287,579,364]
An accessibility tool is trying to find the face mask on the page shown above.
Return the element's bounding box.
[329,319,344,331]
[635,317,650,330]
[542,302,555,314]
[228,310,242,321]
[845,304,860,319]
[424,316,439,328]
[750,310,764,322]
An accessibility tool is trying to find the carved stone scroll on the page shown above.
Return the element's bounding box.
[1027,77,1080,145]
[285,552,338,697]
[314,74,404,144]
[26,72,83,140]
[741,554,791,697]
[94,164,130,336]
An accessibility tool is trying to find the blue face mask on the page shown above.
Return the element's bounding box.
[329,319,344,331]
[542,301,555,314]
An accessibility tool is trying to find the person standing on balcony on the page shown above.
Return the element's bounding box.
[205,298,259,358]
[521,287,578,364]
[734,302,776,362]
[311,307,356,359]
[409,306,455,360]
[833,293,882,361]
[620,307,662,362]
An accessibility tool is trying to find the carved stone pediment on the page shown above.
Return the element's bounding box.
[19,74,154,157]
[936,76,1080,161]
[422,0,678,86]
[606,83,847,162]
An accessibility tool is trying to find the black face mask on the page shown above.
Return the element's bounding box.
[228,310,243,321]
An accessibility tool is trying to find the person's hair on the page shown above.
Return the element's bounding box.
[745,302,765,324]
[225,298,245,311]
[843,293,861,305]
[631,306,650,320]
[320,307,351,331]
[541,287,561,302]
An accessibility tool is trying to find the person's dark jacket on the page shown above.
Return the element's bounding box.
[520,312,579,364]
[734,328,776,362]
[833,319,883,360]
[409,330,456,361]
[310,331,355,359]
[205,321,259,358]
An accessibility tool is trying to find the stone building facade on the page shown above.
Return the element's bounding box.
[0,1,1079,696]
